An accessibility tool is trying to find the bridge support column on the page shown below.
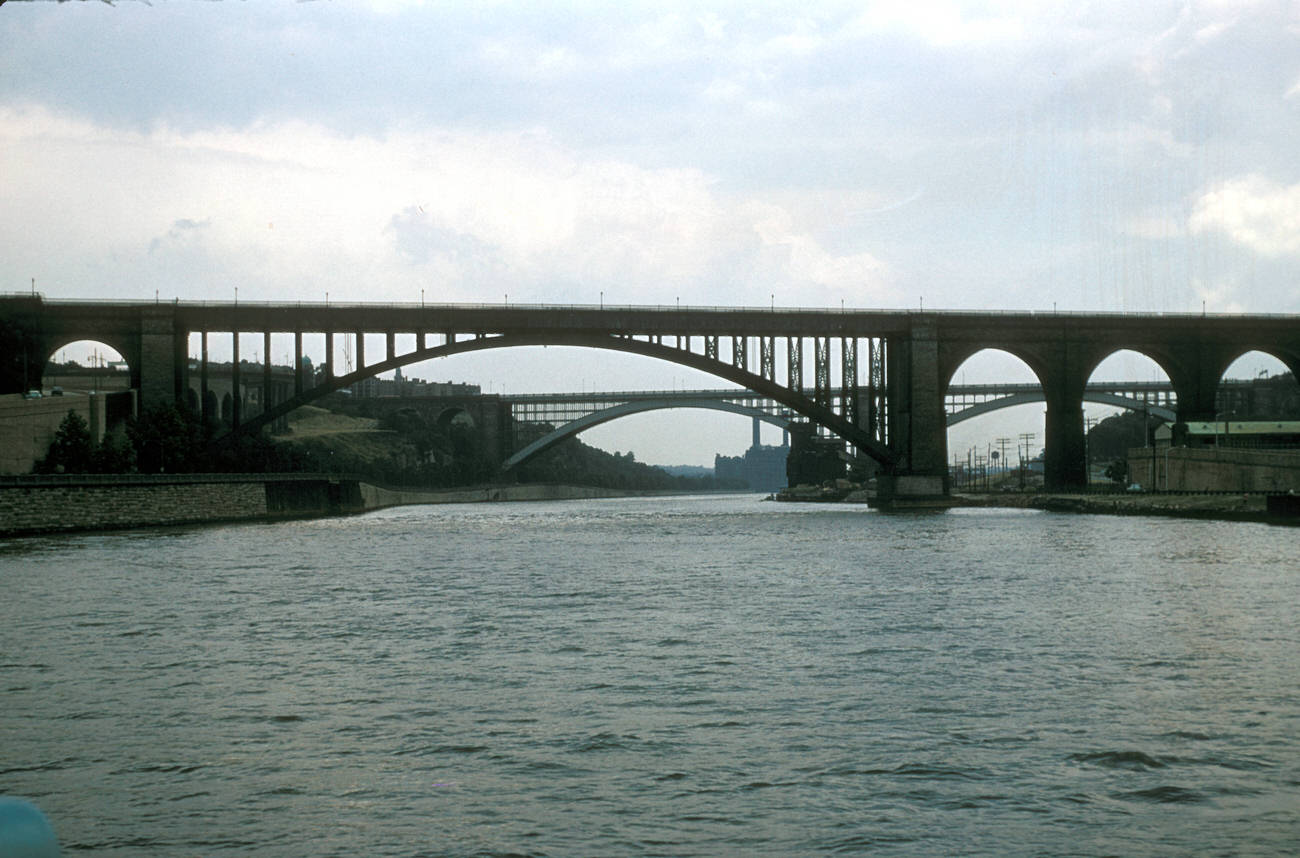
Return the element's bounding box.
[1167,341,1239,438]
[1043,399,1086,490]
[1040,341,1090,491]
[200,331,210,424]
[880,319,948,501]
[138,306,185,415]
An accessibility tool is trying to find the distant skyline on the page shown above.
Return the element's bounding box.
[4,1,1298,464]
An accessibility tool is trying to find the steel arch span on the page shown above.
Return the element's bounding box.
[502,399,791,472]
[229,331,897,467]
[947,392,1178,426]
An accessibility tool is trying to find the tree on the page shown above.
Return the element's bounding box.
[92,427,137,473]
[36,410,94,474]
[1104,457,1128,487]
[129,405,201,473]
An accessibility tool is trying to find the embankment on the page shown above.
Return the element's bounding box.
[0,475,637,538]
[953,491,1300,524]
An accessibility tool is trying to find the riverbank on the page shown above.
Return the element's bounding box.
[0,475,656,538]
[954,491,1300,524]
[773,481,1299,524]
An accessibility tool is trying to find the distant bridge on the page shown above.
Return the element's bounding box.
[3,296,1297,497]
[497,381,1182,471]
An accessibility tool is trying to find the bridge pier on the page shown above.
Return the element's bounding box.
[883,318,949,500]
[136,306,188,416]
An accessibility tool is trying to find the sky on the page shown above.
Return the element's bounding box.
[3,0,1299,465]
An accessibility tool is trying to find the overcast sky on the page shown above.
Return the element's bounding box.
[3,1,1298,465]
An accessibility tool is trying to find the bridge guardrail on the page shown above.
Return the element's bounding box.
[13,294,1292,319]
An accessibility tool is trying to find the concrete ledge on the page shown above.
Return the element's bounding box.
[870,473,950,509]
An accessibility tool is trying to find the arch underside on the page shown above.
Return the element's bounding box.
[503,399,791,471]
[947,391,1178,426]
[223,332,897,467]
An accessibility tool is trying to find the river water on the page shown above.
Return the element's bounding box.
[2,495,1297,856]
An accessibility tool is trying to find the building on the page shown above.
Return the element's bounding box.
[714,443,789,492]
[1130,420,1300,492]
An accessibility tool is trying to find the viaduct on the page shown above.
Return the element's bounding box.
[3,296,1297,500]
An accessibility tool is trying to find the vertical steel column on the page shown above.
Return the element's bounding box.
[325,332,334,380]
[705,335,718,361]
[355,331,364,373]
[263,330,272,418]
[841,337,858,425]
[760,337,775,382]
[867,338,886,441]
[814,337,831,409]
[787,337,803,393]
[200,330,209,424]
[231,331,241,428]
[294,331,304,395]
[386,331,395,364]
[732,336,747,371]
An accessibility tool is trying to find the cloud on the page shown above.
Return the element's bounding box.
[149,218,211,255]
[1189,175,1300,257]
[0,106,895,307]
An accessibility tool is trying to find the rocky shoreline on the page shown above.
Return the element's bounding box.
[773,483,1299,525]
[951,491,1296,524]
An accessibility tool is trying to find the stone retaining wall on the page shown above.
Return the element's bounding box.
[0,480,268,536]
[1128,446,1300,492]
[0,476,647,538]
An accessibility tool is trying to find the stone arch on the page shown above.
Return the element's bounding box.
[1083,347,1178,390]
[940,344,1048,394]
[1216,349,1300,419]
[1081,349,1177,479]
[436,406,473,432]
[943,348,1046,490]
[39,339,131,393]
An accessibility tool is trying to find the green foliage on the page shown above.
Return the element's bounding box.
[33,394,738,493]
[36,410,94,474]
[1085,411,1161,463]
[92,427,137,473]
[1104,457,1128,486]
[129,405,203,473]
[514,433,729,492]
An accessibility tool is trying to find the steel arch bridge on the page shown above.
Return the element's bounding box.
[5,295,1298,496]
[496,381,1182,471]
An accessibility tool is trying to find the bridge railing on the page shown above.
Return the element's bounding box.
[23,294,1291,319]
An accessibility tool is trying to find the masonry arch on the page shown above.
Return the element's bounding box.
[1216,350,1300,419]
[942,349,1046,488]
[221,332,896,467]
[39,339,131,394]
[435,405,474,432]
[1080,350,1176,479]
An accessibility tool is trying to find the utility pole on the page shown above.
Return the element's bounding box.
[1084,416,1099,487]
[1018,432,1035,490]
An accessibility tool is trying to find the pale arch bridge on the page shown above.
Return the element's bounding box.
[498,382,1182,471]
[3,296,1297,498]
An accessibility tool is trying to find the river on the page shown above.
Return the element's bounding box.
[2,495,1297,856]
